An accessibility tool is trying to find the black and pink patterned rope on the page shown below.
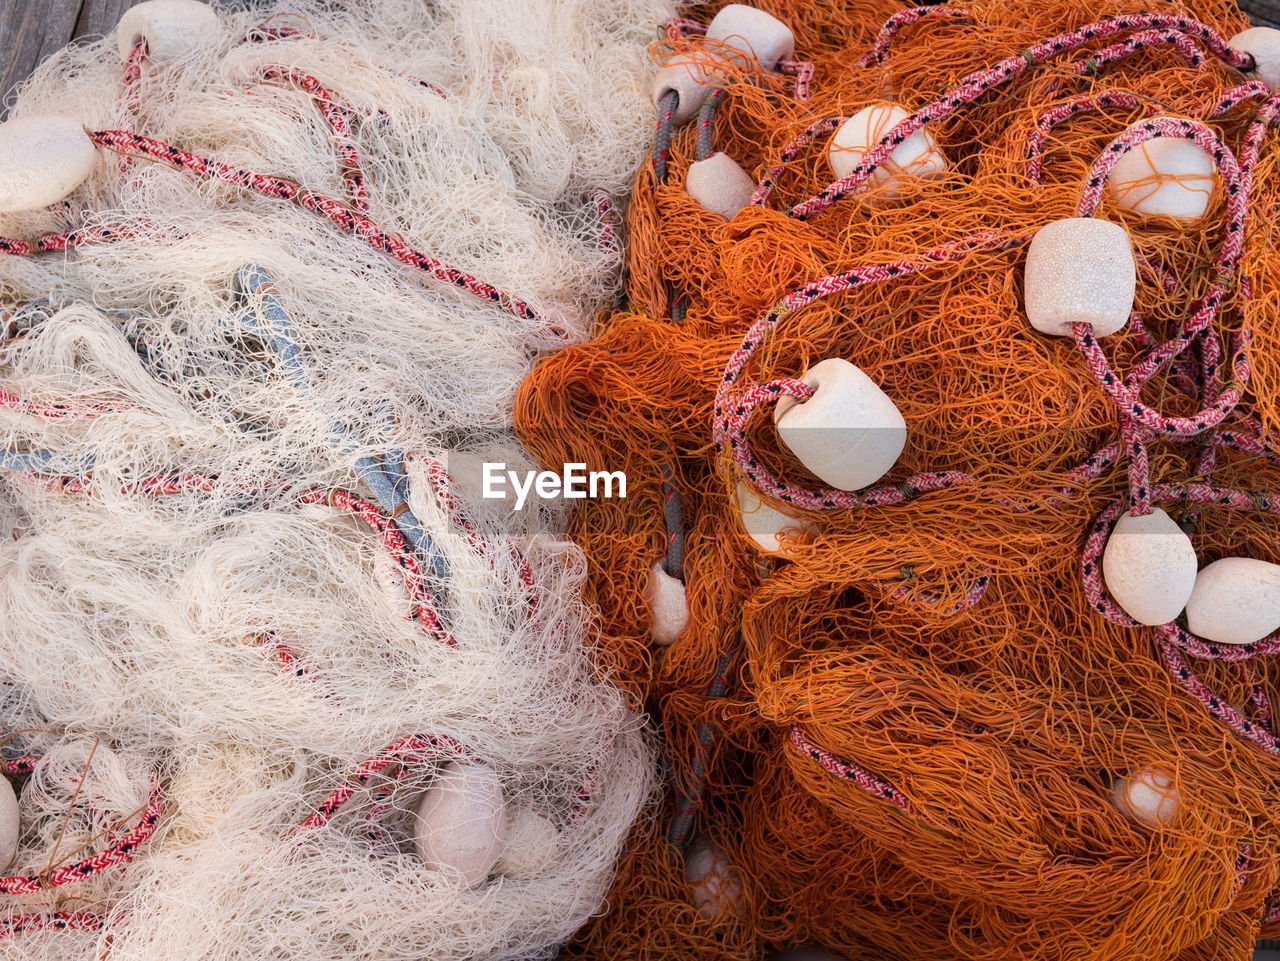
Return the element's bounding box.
[853,5,974,69]
[0,223,158,258]
[772,12,1254,220]
[297,730,604,844]
[0,782,164,895]
[0,913,102,940]
[257,64,370,212]
[86,129,557,334]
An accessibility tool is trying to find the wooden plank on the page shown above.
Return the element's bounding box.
[0,0,153,117]
[0,0,81,113]
[73,0,146,47]
[1242,0,1280,28]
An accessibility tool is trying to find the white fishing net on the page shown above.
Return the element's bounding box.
[0,0,670,957]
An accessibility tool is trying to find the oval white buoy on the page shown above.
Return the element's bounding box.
[1230,27,1280,91]
[1106,126,1216,220]
[1185,556,1280,645]
[733,481,816,554]
[647,562,689,647]
[1110,766,1178,827]
[414,761,507,886]
[0,116,98,215]
[1023,217,1135,338]
[495,804,559,878]
[686,152,756,218]
[652,4,794,126]
[116,0,220,61]
[773,359,906,492]
[1101,508,1197,625]
[708,4,795,70]
[0,777,17,871]
[828,104,947,198]
[684,835,743,920]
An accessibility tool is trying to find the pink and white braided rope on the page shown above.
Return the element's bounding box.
[777,12,1253,220]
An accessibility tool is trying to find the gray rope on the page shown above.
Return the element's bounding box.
[695,89,725,162]
[667,633,741,854]
[657,443,686,579]
[653,88,679,185]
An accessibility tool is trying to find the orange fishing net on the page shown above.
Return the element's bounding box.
[515,1,1280,957]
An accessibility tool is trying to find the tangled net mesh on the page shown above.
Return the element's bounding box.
[515,0,1280,957]
[0,0,679,958]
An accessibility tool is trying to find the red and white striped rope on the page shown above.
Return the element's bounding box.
[788,726,916,819]
[783,12,1253,220]
[421,458,539,619]
[853,6,974,68]
[85,130,556,334]
[0,783,163,894]
[297,733,467,833]
[257,64,370,211]
[0,223,159,257]
[0,912,102,939]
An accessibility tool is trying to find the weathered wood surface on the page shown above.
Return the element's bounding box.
[2,0,1279,115]
[1,0,146,114]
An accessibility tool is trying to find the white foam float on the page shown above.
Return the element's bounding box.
[1110,766,1179,827]
[828,104,947,198]
[116,0,221,61]
[414,761,508,887]
[652,4,794,125]
[1185,557,1280,645]
[1024,217,1136,337]
[685,834,743,921]
[1107,124,1216,220]
[1231,27,1280,91]
[734,481,817,554]
[647,561,690,646]
[0,116,98,215]
[496,804,560,878]
[1101,508,1197,625]
[0,778,16,871]
[773,358,906,492]
[686,152,756,218]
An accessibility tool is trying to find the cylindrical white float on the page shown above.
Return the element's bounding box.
[734,481,816,554]
[684,835,743,920]
[773,358,906,492]
[1101,508,1197,625]
[1106,124,1216,220]
[1231,27,1280,91]
[1110,766,1179,827]
[828,104,947,199]
[1185,556,1280,645]
[495,804,559,877]
[0,116,98,215]
[652,4,794,125]
[0,778,17,871]
[1023,217,1136,337]
[686,152,757,219]
[414,761,507,886]
[116,0,220,61]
